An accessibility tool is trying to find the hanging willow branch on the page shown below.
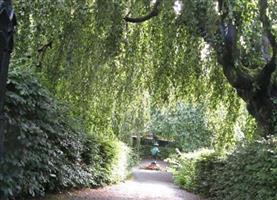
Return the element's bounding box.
[124,0,161,23]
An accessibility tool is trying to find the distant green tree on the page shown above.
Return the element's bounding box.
[150,103,212,151]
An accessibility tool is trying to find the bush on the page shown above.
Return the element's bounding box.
[0,70,136,199]
[211,138,277,200]
[168,138,277,200]
[84,135,137,186]
[0,70,91,199]
[109,140,137,183]
[167,148,216,194]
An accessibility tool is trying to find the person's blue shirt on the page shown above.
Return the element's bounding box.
[151,146,160,156]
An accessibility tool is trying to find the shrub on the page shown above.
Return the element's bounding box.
[0,70,136,199]
[211,138,277,200]
[167,148,215,194]
[109,139,137,183]
[168,138,277,200]
[0,70,92,199]
[84,135,137,186]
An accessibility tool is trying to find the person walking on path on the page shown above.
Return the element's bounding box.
[151,142,160,163]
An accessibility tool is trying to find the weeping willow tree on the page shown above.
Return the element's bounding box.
[124,0,277,136]
[11,0,274,148]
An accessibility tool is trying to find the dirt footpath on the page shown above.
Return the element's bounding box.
[45,160,203,200]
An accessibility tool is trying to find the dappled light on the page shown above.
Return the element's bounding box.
[173,1,183,16]
[0,0,276,200]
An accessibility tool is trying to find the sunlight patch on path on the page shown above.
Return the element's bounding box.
[45,160,203,200]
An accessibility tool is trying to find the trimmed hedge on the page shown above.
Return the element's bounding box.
[0,70,136,200]
[168,138,277,200]
[84,135,137,186]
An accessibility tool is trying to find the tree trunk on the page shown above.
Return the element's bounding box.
[214,0,277,136]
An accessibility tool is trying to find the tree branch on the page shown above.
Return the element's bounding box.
[37,41,52,68]
[259,0,276,59]
[209,2,251,89]
[218,21,253,89]
[38,41,52,53]
[124,0,161,23]
[257,0,276,90]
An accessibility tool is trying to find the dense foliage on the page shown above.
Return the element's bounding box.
[0,70,135,199]
[149,102,212,151]
[168,137,277,200]
[11,0,250,145]
[3,0,276,199]
[83,135,137,186]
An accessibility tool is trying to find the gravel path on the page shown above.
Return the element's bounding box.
[45,160,203,200]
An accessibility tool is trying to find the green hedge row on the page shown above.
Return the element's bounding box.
[83,135,137,186]
[0,70,136,199]
[168,138,277,200]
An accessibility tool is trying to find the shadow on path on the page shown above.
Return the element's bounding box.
[45,160,203,200]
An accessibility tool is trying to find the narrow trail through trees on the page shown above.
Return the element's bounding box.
[44,160,203,200]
